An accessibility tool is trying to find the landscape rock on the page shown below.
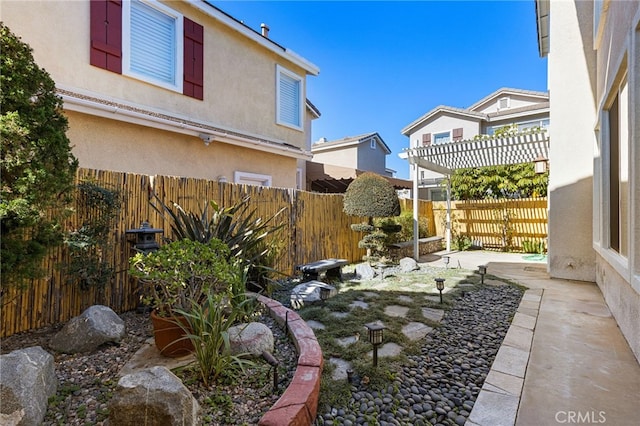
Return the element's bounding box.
[290,280,337,309]
[0,346,57,426]
[109,366,200,426]
[50,305,125,353]
[229,322,274,357]
[355,263,376,280]
[399,257,419,272]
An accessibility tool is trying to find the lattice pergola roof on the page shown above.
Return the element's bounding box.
[402,130,549,175]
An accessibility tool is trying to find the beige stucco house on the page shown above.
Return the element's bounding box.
[0,0,320,189]
[535,0,640,362]
[307,133,411,193]
[402,88,549,200]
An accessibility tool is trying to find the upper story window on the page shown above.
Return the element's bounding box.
[433,131,451,145]
[90,0,204,99]
[276,65,303,130]
[124,0,183,92]
[370,139,376,149]
[498,97,510,110]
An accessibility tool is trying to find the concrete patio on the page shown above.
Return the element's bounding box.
[421,251,640,426]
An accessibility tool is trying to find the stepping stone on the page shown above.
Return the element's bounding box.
[385,305,409,317]
[362,291,380,299]
[458,283,475,288]
[402,322,433,341]
[424,295,441,303]
[368,342,402,359]
[306,320,326,330]
[350,300,369,310]
[336,334,361,347]
[485,278,508,287]
[422,307,445,322]
[329,357,353,381]
[290,280,337,309]
[331,312,349,319]
[397,295,413,303]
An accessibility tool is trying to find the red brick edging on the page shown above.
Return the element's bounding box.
[252,294,323,426]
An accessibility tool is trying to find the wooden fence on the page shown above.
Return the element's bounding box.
[1,168,546,337]
[432,198,548,250]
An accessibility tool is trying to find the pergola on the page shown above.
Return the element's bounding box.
[400,130,550,258]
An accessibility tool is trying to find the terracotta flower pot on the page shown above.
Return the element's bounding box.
[150,310,194,358]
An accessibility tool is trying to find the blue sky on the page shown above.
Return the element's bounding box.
[215,1,548,179]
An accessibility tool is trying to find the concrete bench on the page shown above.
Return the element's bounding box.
[296,258,348,282]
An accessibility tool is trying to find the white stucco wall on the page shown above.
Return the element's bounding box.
[408,114,481,149]
[546,0,596,281]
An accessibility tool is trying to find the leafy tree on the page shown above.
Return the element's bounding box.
[449,124,548,200]
[1,23,79,289]
[343,172,401,262]
[449,163,548,200]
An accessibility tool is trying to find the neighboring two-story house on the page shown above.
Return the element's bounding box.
[1,0,319,188]
[306,132,410,193]
[401,88,549,200]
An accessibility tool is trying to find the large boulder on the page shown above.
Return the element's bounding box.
[399,257,419,273]
[355,262,376,280]
[49,305,125,353]
[109,366,200,426]
[0,346,57,426]
[228,322,274,357]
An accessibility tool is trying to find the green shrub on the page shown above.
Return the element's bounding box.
[173,292,254,386]
[375,211,430,244]
[129,239,241,316]
[1,23,78,290]
[152,194,286,293]
[522,239,546,254]
[343,172,400,219]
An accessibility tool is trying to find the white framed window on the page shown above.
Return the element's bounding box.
[370,139,376,149]
[123,0,183,93]
[276,65,303,130]
[234,171,272,187]
[433,131,451,145]
[605,74,629,257]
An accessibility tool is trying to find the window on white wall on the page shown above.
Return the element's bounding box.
[234,171,272,187]
[370,139,376,149]
[433,131,451,145]
[606,74,629,257]
[276,65,303,130]
[123,0,183,92]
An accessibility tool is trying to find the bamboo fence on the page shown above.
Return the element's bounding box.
[1,168,547,337]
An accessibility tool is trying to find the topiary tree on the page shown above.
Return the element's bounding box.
[1,23,79,292]
[343,172,401,263]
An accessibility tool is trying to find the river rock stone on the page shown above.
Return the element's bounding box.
[50,305,125,353]
[228,322,274,357]
[0,346,57,426]
[399,257,419,272]
[109,366,199,426]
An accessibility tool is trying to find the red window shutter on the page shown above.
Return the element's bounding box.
[422,134,431,146]
[453,128,463,141]
[183,18,204,100]
[90,0,122,73]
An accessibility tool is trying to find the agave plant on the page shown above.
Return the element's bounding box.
[151,194,286,293]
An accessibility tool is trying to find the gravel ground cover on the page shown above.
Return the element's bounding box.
[315,284,523,426]
[0,308,297,425]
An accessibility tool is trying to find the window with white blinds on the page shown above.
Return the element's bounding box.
[276,65,303,130]
[123,0,183,92]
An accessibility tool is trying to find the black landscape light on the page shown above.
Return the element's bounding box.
[478,265,487,285]
[365,322,385,367]
[435,278,446,304]
[443,255,450,268]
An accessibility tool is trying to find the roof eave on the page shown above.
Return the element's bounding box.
[190,0,320,76]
